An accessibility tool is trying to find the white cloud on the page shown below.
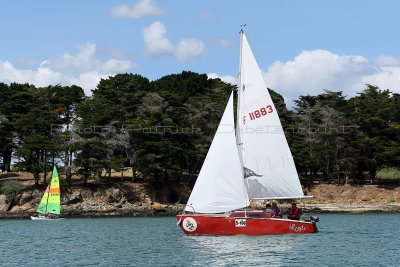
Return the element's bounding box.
[262,50,400,106]
[174,39,205,62]
[207,73,237,85]
[374,55,400,66]
[40,43,132,75]
[32,67,63,87]
[0,43,133,95]
[143,21,205,62]
[207,50,400,108]
[143,21,174,56]
[359,66,400,91]
[71,72,110,94]
[110,0,163,19]
[209,37,233,49]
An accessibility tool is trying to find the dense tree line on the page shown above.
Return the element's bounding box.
[0,72,399,188]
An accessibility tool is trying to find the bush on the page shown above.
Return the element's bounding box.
[0,180,22,203]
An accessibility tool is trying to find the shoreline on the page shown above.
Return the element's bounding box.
[1,203,400,219]
[1,178,400,219]
[301,203,400,213]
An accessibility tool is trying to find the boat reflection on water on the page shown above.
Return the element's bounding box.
[182,234,306,266]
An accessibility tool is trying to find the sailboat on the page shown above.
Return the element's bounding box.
[176,30,319,235]
[31,166,62,220]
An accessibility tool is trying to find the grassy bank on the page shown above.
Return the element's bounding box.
[377,167,400,181]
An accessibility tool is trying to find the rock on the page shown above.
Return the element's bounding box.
[105,188,122,203]
[152,202,166,212]
[64,191,82,204]
[10,202,33,212]
[31,189,42,203]
[80,202,90,211]
[0,195,9,212]
[105,194,115,203]
[124,191,140,203]
[113,188,122,198]
[143,197,152,204]
[81,190,94,199]
[19,191,33,205]
[32,189,41,198]
[119,197,127,205]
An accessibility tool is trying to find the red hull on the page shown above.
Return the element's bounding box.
[177,213,318,235]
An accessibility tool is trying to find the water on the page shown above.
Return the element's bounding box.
[0,213,399,266]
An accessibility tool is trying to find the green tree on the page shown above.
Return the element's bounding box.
[0,83,18,172]
[42,85,85,183]
[74,74,149,182]
[292,91,358,184]
[349,85,400,182]
[13,85,63,185]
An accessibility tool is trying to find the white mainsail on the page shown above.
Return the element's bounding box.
[185,92,249,213]
[237,32,305,199]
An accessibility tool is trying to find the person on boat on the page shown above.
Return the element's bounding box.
[288,202,302,220]
[265,203,272,213]
[271,202,282,218]
[265,203,275,218]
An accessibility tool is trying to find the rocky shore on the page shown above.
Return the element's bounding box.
[0,182,185,219]
[1,180,400,219]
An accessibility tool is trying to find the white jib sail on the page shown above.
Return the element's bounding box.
[237,32,305,199]
[185,92,249,213]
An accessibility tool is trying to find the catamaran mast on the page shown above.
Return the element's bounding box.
[44,180,52,215]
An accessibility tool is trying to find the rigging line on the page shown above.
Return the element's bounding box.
[177,88,235,206]
[44,177,52,215]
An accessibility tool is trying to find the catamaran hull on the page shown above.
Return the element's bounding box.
[30,216,63,221]
[177,214,318,235]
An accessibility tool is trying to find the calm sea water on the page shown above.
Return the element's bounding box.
[0,213,399,266]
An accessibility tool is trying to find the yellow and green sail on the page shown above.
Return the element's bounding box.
[36,166,61,215]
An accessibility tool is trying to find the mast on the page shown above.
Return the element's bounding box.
[236,28,245,168]
[237,27,251,211]
[44,179,52,215]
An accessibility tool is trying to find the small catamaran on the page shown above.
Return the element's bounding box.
[31,166,62,220]
[177,30,318,235]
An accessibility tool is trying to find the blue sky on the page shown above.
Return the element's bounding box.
[1,0,400,106]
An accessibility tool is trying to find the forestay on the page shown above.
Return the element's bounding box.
[185,92,249,213]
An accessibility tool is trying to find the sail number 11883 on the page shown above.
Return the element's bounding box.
[248,105,273,121]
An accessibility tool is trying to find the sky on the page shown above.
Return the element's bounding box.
[1,0,400,107]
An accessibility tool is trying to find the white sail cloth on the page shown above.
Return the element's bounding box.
[237,33,305,199]
[185,92,249,213]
